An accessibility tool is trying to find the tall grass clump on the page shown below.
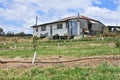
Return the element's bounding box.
[102,32,118,37]
[32,36,39,51]
[116,39,120,48]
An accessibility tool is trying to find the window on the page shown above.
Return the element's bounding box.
[36,27,38,32]
[41,25,46,31]
[57,23,63,29]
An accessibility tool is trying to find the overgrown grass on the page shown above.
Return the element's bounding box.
[0,37,120,58]
[0,37,120,80]
[0,63,120,80]
[116,39,120,48]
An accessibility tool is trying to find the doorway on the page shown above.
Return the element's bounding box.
[71,21,78,36]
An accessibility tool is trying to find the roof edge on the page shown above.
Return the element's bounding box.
[31,15,104,27]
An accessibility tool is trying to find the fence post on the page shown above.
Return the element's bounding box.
[32,51,37,64]
[32,36,38,64]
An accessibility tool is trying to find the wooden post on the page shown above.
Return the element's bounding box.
[32,16,38,64]
[32,36,37,64]
[14,37,17,49]
[32,51,37,64]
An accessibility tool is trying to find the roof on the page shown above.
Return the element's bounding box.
[32,15,101,27]
[107,26,120,28]
[59,15,98,22]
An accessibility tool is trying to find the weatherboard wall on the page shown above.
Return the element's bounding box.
[33,22,68,37]
[52,22,67,36]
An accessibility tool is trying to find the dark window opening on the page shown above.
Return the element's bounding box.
[57,23,63,29]
[50,25,52,35]
[88,22,92,31]
[41,25,46,31]
[36,27,38,32]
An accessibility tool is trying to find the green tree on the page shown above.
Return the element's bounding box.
[0,27,3,36]
[6,31,14,37]
[0,28,6,46]
[16,32,26,37]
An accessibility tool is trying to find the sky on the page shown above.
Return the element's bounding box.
[0,0,120,34]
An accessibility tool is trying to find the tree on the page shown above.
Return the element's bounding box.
[6,31,14,37]
[0,28,3,36]
[16,32,26,37]
[0,28,6,46]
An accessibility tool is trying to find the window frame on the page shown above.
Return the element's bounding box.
[41,25,46,31]
[57,23,63,29]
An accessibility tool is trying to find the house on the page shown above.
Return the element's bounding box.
[107,26,120,32]
[32,15,105,39]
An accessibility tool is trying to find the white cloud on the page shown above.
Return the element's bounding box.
[0,0,120,33]
[84,6,118,22]
[1,24,32,34]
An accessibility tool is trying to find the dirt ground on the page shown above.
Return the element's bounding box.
[0,55,120,69]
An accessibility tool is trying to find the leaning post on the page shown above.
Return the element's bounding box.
[32,50,37,64]
[32,35,38,64]
[32,16,38,64]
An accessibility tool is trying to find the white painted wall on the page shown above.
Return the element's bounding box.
[39,25,50,36]
[33,22,67,37]
[53,22,67,36]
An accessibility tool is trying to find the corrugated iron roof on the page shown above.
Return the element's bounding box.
[32,15,100,27]
[59,15,98,22]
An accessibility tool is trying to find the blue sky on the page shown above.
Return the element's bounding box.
[93,0,118,10]
[0,0,120,34]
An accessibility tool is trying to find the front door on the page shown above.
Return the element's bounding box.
[71,21,77,36]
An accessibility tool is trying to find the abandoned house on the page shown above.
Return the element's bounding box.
[32,15,105,39]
